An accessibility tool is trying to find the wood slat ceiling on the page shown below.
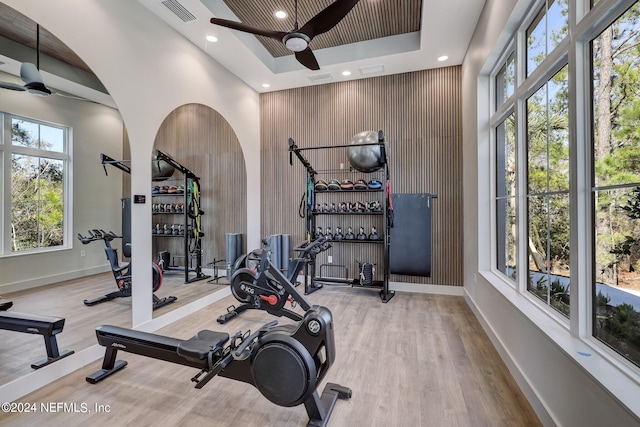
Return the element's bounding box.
[0,1,422,71]
[0,2,91,73]
[220,0,422,58]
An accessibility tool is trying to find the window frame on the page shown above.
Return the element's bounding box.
[0,112,72,256]
[488,0,640,374]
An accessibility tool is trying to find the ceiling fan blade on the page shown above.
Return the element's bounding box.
[20,62,45,84]
[24,81,52,96]
[299,0,360,39]
[295,47,320,70]
[53,91,95,103]
[210,18,287,41]
[0,81,26,91]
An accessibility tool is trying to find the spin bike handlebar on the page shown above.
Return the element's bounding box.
[293,236,332,258]
[77,229,121,244]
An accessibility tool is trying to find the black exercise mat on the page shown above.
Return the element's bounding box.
[389,193,434,277]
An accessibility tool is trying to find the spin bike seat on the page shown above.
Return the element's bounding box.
[177,330,230,364]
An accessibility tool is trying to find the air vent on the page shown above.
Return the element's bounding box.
[162,0,197,22]
[308,73,333,83]
[359,64,385,77]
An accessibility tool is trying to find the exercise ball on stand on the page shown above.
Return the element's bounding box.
[347,131,384,173]
[152,159,175,181]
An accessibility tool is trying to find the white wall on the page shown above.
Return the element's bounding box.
[0,70,123,293]
[462,0,639,425]
[2,0,262,325]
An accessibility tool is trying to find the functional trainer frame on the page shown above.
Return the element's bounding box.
[288,130,395,302]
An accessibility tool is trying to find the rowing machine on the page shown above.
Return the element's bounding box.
[87,238,351,427]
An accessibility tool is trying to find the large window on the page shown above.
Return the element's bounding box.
[496,52,515,108]
[496,113,516,278]
[591,3,640,367]
[526,0,569,76]
[1,114,70,254]
[526,65,570,317]
[490,0,640,371]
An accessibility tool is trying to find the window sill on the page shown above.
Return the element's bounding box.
[477,270,640,417]
[0,245,72,259]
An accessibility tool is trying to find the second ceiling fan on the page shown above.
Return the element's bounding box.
[210,0,360,70]
[0,24,89,101]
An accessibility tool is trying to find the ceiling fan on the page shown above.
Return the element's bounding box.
[0,24,87,101]
[210,0,360,70]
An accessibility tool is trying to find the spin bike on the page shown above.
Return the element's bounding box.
[77,229,177,310]
[217,237,332,324]
[87,237,351,427]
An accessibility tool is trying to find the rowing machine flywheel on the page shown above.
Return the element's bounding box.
[251,333,317,407]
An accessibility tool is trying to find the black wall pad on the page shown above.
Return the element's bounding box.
[389,193,435,277]
[281,234,291,270]
[122,198,131,258]
[225,233,243,278]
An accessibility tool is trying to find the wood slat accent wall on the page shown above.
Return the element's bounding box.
[260,66,463,286]
[151,103,247,265]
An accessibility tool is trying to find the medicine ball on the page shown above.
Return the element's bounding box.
[152,159,175,181]
[347,131,384,173]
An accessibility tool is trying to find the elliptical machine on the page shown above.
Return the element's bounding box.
[87,235,351,427]
[217,237,332,324]
[77,229,177,309]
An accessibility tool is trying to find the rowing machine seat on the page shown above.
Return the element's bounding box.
[177,330,229,364]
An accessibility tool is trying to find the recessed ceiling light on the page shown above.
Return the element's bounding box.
[206,35,218,43]
[275,10,287,19]
[262,83,271,88]
[438,55,449,62]
[341,70,351,76]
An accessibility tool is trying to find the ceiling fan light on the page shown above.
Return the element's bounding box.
[283,33,310,52]
[285,37,307,52]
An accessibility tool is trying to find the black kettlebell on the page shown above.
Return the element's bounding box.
[357,226,367,240]
[325,227,334,240]
[334,226,344,240]
[369,226,379,240]
[345,227,355,240]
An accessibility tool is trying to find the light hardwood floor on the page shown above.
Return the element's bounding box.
[0,271,226,384]
[1,285,541,427]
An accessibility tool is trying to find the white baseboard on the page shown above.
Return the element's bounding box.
[0,265,111,294]
[0,287,232,404]
[0,344,105,404]
[135,287,231,330]
[389,281,465,295]
[463,289,556,426]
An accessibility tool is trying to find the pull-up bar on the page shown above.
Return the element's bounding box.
[288,130,388,177]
